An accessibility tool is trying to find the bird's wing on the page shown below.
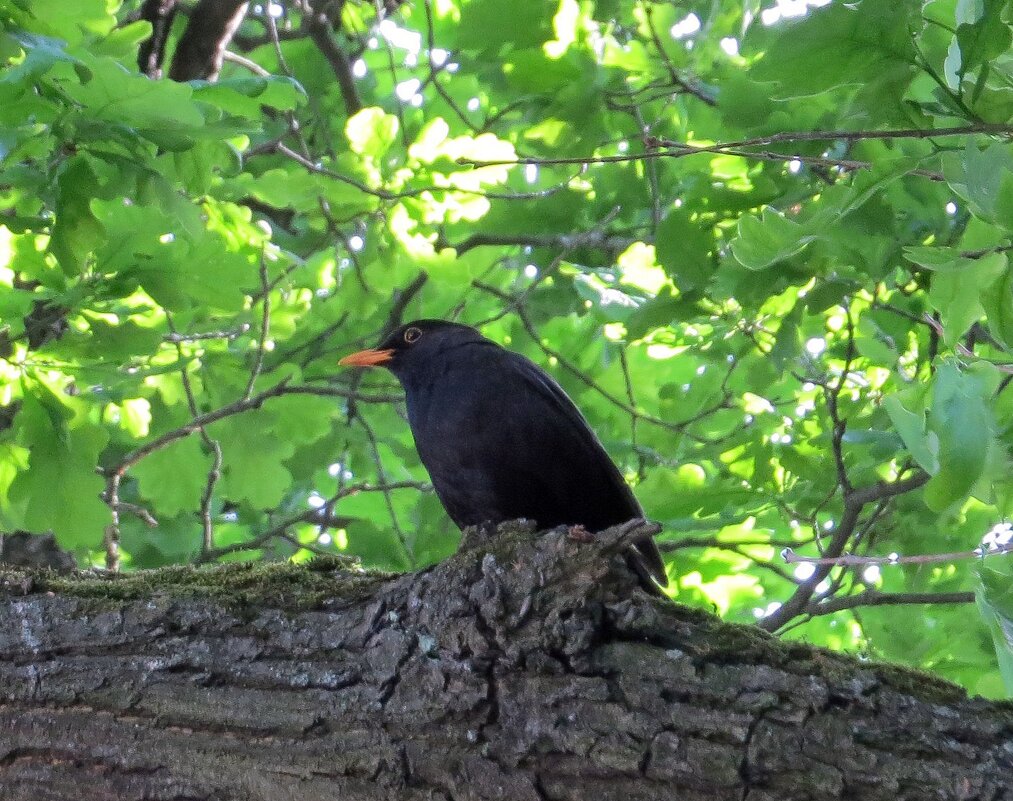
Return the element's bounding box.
[505,352,641,507]
[495,354,668,586]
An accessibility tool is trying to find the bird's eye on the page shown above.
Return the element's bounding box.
[403,327,422,344]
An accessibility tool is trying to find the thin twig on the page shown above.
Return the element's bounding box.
[264,6,292,76]
[372,0,407,147]
[922,314,1013,373]
[113,502,159,528]
[165,325,250,343]
[274,141,582,202]
[641,3,716,106]
[451,230,639,256]
[960,242,1013,259]
[384,271,429,334]
[355,412,414,567]
[276,142,402,198]
[103,474,121,571]
[109,380,403,479]
[244,257,272,399]
[826,303,856,496]
[198,480,431,562]
[619,347,644,479]
[783,542,1013,567]
[222,49,271,76]
[168,318,224,556]
[460,124,1013,168]
[422,0,477,131]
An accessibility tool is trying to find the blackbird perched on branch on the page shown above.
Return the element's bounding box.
[339,319,668,592]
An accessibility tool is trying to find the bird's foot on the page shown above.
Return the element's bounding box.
[567,524,594,543]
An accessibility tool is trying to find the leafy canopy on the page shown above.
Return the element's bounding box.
[1,0,1012,696]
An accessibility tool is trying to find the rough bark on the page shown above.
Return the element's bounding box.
[136,0,179,78]
[168,0,249,81]
[0,520,1010,801]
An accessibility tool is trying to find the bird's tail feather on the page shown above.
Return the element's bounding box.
[628,536,668,596]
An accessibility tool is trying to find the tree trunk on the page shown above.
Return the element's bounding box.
[0,521,1010,801]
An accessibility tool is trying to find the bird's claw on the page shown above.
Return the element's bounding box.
[567,524,594,543]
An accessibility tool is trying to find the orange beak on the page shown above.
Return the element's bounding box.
[338,348,395,367]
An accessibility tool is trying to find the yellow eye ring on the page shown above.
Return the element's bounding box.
[404,326,422,344]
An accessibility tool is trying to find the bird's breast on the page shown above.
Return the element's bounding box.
[404,368,506,470]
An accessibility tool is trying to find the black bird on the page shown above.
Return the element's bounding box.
[339,319,668,591]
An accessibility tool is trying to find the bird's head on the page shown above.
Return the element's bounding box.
[338,319,486,378]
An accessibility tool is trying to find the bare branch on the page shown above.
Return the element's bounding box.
[113,502,159,529]
[222,48,271,76]
[960,242,1013,259]
[654,124,1013,151]
[760,471,930,632]
[355,413,413,567]
[384,271,429,336]
[452,230,639,256]
[103,474,122,572]
[137,0,179,78]
[826,303,856,496]
[804,590,976,616]
[422,0,478,131]
[307,5,362,115]
[921,314,1013,373]
[472,281,731,440]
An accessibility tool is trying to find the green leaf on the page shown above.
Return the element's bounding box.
[926,253,1006,345]
[133,435,210,518]
[84,319,163,361]
[346,107,400,158]
[2,31,80,84]
[655,207,712,291]
[1,0,1010,696]
[954,1,1011,76]
[976,557,1013,696]
[93,20,153,60]
[91,199,250,311]
[49,156,105,275]
[7,387,109,549]
[748,0,915,98]
[456,0,553,51]
[943,141,1013,221]
[883,393,939,474]
[981,265,1013,348]
[211,411,296,509]
[730,208,816,271]
[770,302,803,372]
[57,54,205,131]
[16,0,115,45]
[924,361,994,511]
[343,518,412,571]
[193,76,306,118]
